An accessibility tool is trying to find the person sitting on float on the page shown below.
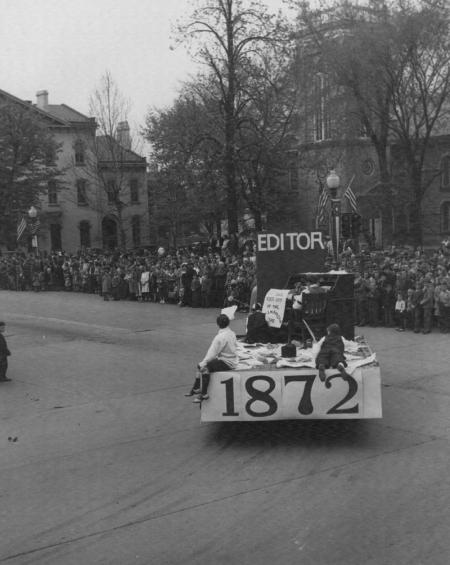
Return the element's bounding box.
[185,313,238,403]
[245,302,272,344]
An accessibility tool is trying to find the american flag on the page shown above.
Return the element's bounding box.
[344,175,358,212]
[316,188,329,226]
[16,217,27,241]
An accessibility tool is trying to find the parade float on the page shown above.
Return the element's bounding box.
[200,230,382,422]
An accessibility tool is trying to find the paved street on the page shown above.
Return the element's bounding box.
[0,290,449,565]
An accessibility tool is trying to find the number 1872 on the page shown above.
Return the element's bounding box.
[220,373,359,418]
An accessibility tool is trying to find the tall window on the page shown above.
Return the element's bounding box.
[131,215,141,247]
[130,178,139,203]
[441,156,450,191]
[79,220,91,248]
[289,164,299,192]
[77,179,88,205]
[74,140,85,165]
[313,73,331,142]
[441,202,450,232]
[107,180,116,203]
[48,179,58,204]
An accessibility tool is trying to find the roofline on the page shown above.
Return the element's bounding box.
[0,87,68,126]
[52,103,97,124]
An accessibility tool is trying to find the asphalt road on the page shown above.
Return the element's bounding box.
[0,290,449,565]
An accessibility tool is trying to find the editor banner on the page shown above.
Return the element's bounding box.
[256,231,327,302]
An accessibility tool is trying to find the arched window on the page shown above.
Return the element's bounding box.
[441,202,450,233]
[79,220,91,248]
[441,155,450,191]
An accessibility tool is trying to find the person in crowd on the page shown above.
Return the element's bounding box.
[367,277,380,327]
[180,262,194,307]
[140,266,150,302]
[420,280,434,334]
[438,281,450,333]
[381,282,396,327]
[200,268,212,308]
[394,291,407,331]
[101,268,112,301]
[354,271,369,326]
[191,272,202,307]
[405,288,415,330]
[185,313,238,403]
[0,321,11,382]
[411,281,424,333]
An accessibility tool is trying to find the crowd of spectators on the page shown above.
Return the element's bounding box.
[339,239,450,334]
[1,234,450,334]
[0,236,257,313]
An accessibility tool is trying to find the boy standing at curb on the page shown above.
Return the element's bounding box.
[0,321,11,382]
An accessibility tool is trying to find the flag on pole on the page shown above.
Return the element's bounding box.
[344,174,358,212]
[16,217,27,241]
[316,189,329,226]
[30,218,41,235]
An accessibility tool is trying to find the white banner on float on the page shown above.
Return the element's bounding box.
[201,366,382,421]
[262,289,290,328]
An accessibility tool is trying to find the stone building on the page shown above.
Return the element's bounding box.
[0,88,149,253]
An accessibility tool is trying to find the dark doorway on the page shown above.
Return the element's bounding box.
[50,224,62,251]
[102,216,118,249]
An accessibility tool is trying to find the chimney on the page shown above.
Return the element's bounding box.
[117,121,131,149]
[36,90,49,109]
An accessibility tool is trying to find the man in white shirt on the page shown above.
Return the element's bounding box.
[185,314,238,403]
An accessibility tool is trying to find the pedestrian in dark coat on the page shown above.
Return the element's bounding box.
[0,321,12,382]
[102,269,112,301]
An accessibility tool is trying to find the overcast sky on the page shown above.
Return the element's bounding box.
[0,0,290,144]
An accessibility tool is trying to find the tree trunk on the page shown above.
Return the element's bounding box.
[116,205,127,250]
[410,169,424,247]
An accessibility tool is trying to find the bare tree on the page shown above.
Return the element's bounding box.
[177,0,282,235]
[82,71,145,249]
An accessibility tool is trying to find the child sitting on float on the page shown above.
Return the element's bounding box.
[314,323,351,383]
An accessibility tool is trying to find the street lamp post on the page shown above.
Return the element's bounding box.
[28,206,39,256]
[326,170,341,265]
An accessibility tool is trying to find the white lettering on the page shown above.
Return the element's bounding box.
[258,234,267,251]
[286,233,296,251]
[267,234,280,251]
[297,233,311,250]
[257,232,326,252]
[311,231,325,249]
